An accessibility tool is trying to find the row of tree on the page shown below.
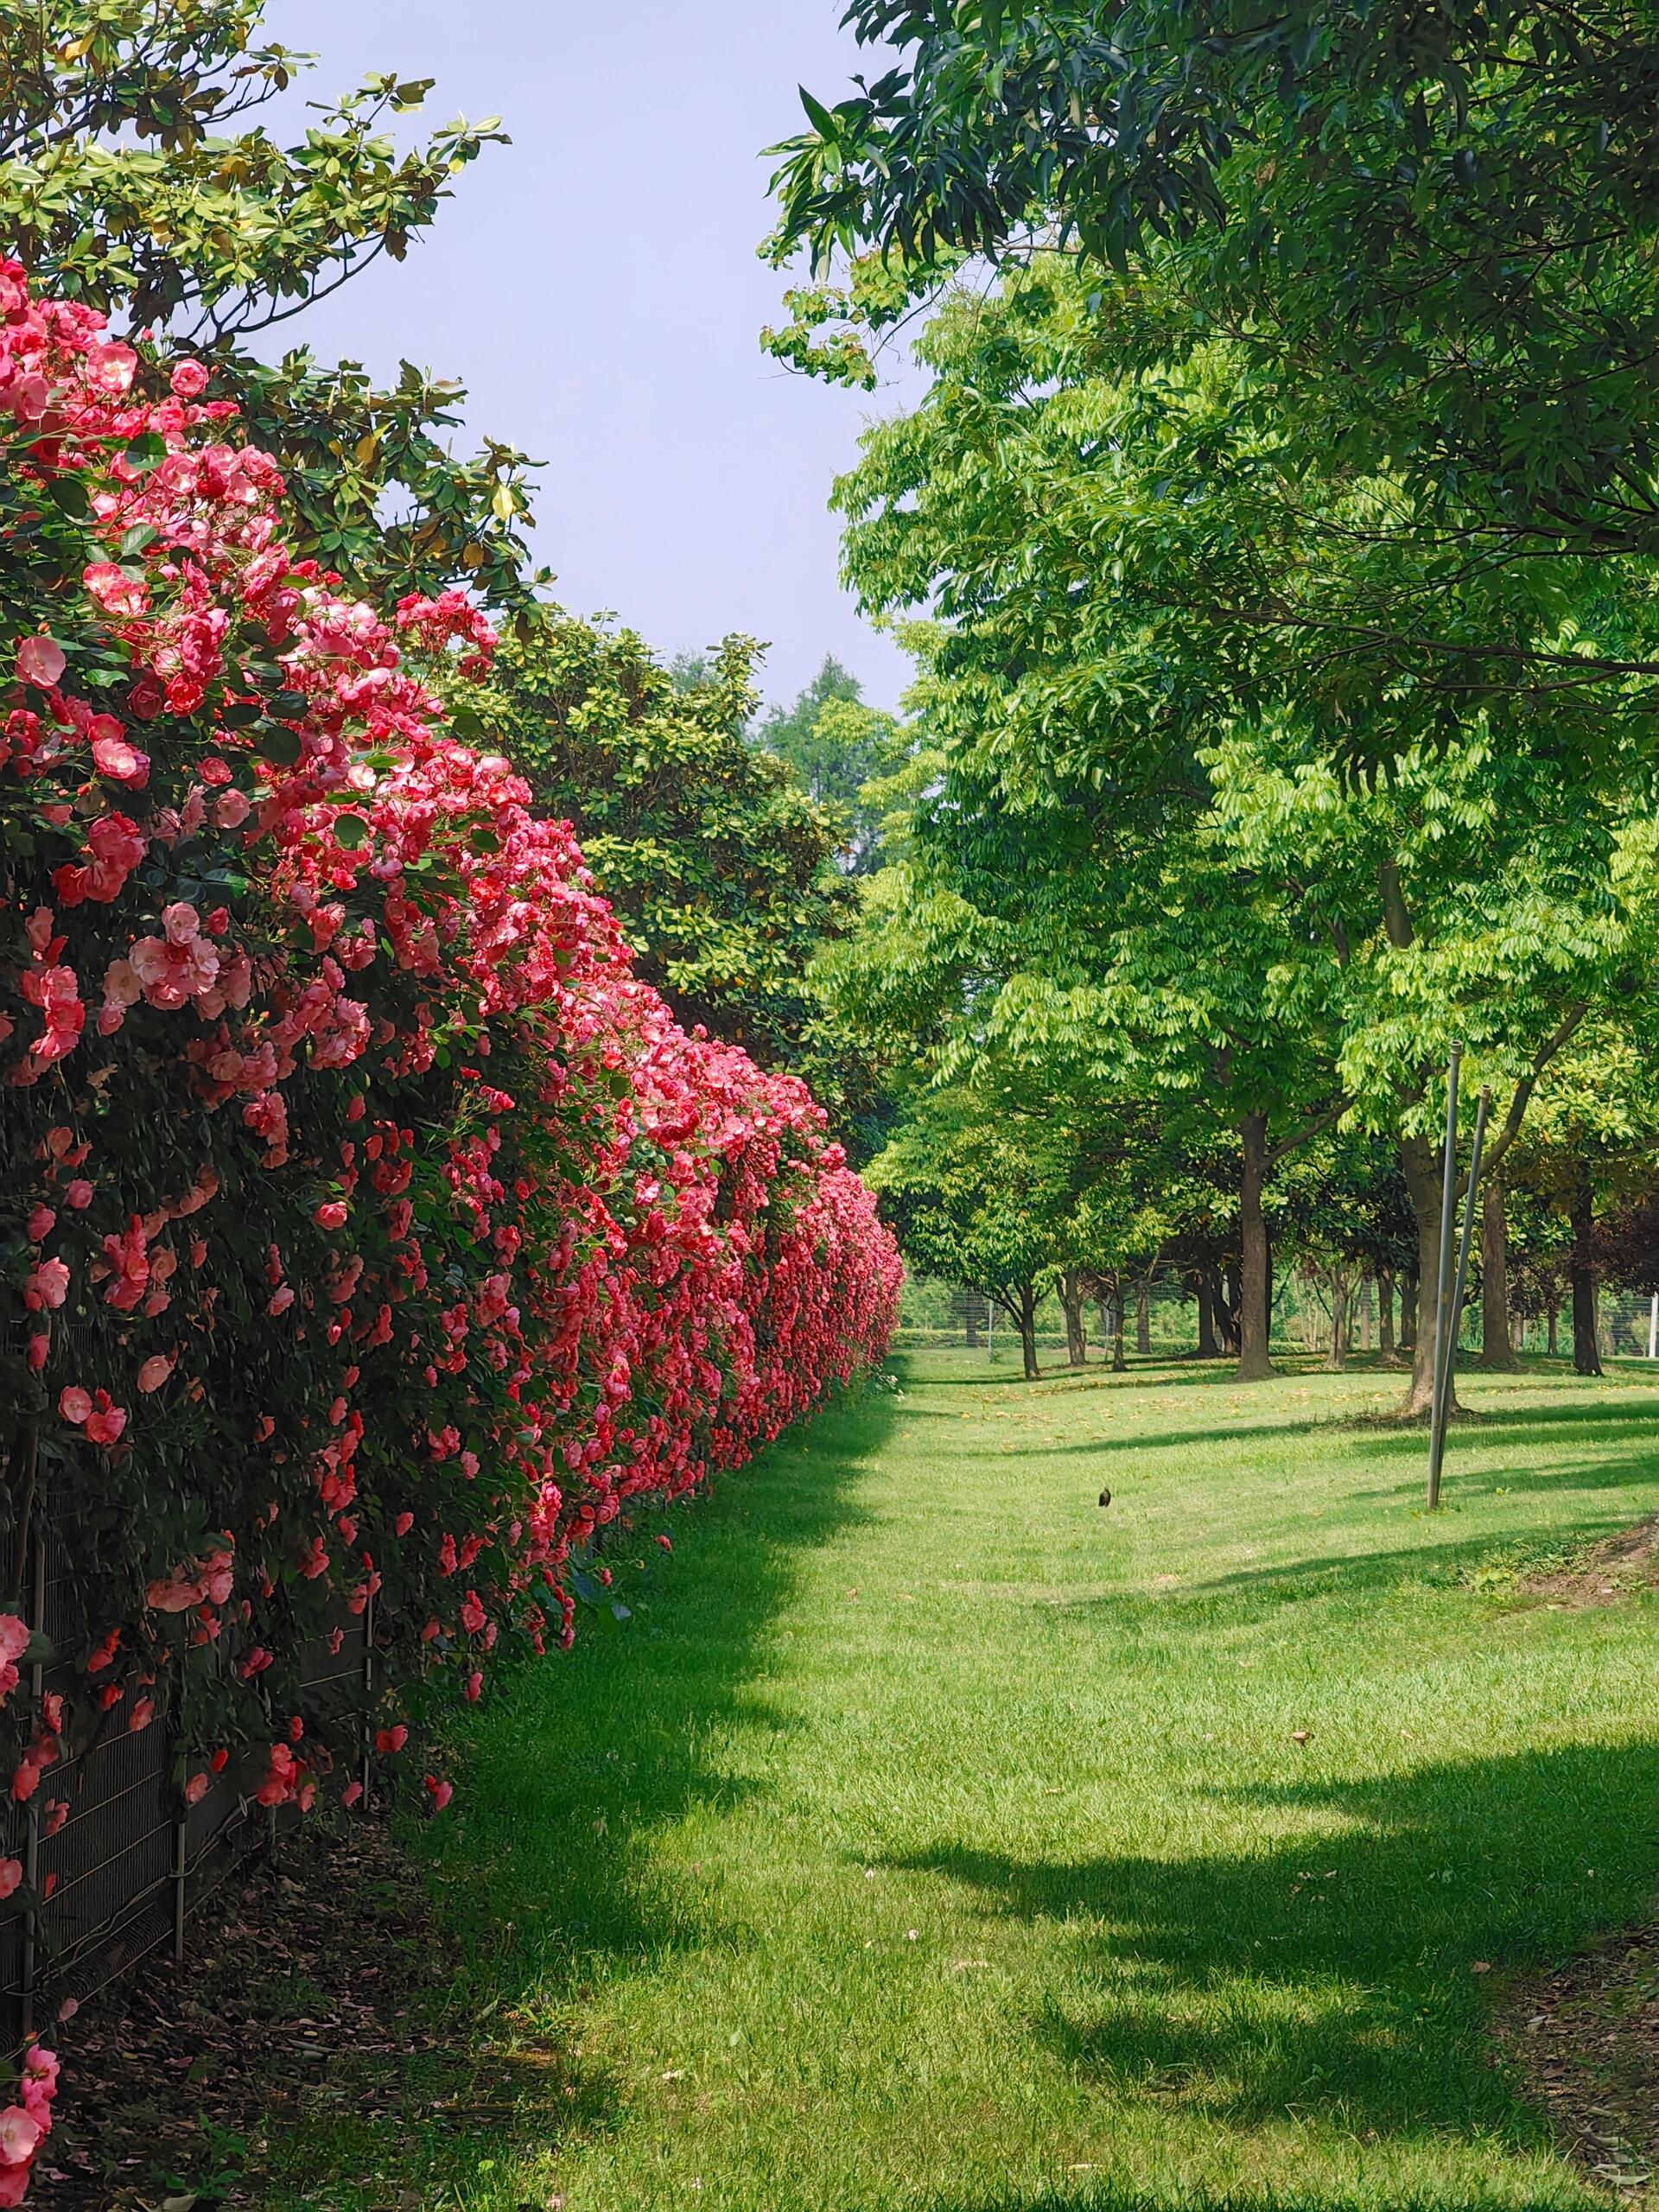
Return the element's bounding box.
[756,5,1659,1405]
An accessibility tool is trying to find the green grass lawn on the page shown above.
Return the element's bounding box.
[273,1352,1659,2212]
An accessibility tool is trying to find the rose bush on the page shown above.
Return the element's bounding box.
[0,261,899,2171]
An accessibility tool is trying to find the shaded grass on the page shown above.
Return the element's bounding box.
[263,1354,1659,2212]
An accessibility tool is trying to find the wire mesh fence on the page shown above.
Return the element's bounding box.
[0,1522,368,2046]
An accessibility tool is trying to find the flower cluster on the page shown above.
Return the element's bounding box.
[0,261,899,2149]
[0,2047,55,2205]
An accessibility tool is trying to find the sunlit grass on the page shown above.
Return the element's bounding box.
[269,1351,1659,2211]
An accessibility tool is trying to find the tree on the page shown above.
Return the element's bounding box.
[770,3,1659,631]
[2,2,541,609]
[823,264,1659,1410]
[755,656,905,874]
[867,1090,1081,1378]
[466,612,859,1085]
[1501,1030,1659,1371]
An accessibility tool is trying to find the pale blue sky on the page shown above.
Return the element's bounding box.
[260,1,924,712]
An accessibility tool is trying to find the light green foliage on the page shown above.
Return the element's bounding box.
[830,258,1659,1153]
[817,259,1659,1392]
[863,1085,1080,1325]
[467,613,855,1077]
[3,2,540,607]
[258,1353,1659,2210]
[754,655,908,874]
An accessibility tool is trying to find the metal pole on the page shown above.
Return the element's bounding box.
[1442,1088,1491,1406]
[172,1818,188,1965]
[19,1524,46,2037]
[359,1584,376,1808]
[1429,1080,1490,1508]
[1426,1045,1463,1509]
[1648,1294,1656,1361]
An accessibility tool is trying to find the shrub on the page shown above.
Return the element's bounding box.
[0,264,899,2180]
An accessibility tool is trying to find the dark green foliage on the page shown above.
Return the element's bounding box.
[468,613,856,1077]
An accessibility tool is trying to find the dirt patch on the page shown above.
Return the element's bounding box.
[40,1816,464,2209]
[1499,1919,1659,2202]
[1517,1517,1659,1607]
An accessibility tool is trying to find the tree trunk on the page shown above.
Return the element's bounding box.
[1325,1264,1350,1370]
[1398,1135,1458,1418]
[1016,1281,1039,1382]
[1236,1111,1275,1382]
[1378,1271,1395,1359]
[1221,1265,1242,1357]
[1110,1284,1128,1372]
[1570,1179,1602,1377]
[1195,1276,1219,1359]
[1058,1269,1088,1369]
[1547,1301,1559,1357]
[1135,1282,1151,1357]
[1478,1175,1517,1370]
[1399,1267,1417,1355]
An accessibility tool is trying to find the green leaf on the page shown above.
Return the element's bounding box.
[47,475,91,519]
[258,725,304,767]
[799,86,839,141]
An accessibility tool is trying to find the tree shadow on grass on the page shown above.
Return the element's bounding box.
[1000,1390,1659,1468]
[890,1738,1659,2152]
[405,1383,897,2105]
[923,2190,1574,2212]
[232,1386,894,2202]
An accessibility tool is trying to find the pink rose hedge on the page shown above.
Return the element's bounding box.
[0,261,898,2175]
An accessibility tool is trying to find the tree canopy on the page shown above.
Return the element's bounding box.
[3,1,542,608]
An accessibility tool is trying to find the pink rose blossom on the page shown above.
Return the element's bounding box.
[25,1261,69,1313]
[15,637,64,690]
[0,2107,41,2167]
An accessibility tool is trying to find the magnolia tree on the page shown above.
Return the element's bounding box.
[0,265,899,2192]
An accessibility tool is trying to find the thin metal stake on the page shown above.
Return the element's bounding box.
[1426,1046,1463,1509]
[359,1585,376,1808]
[172,1818,188,1966]
[19,1523,46,2037]
[1429,1080,1490,1507]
